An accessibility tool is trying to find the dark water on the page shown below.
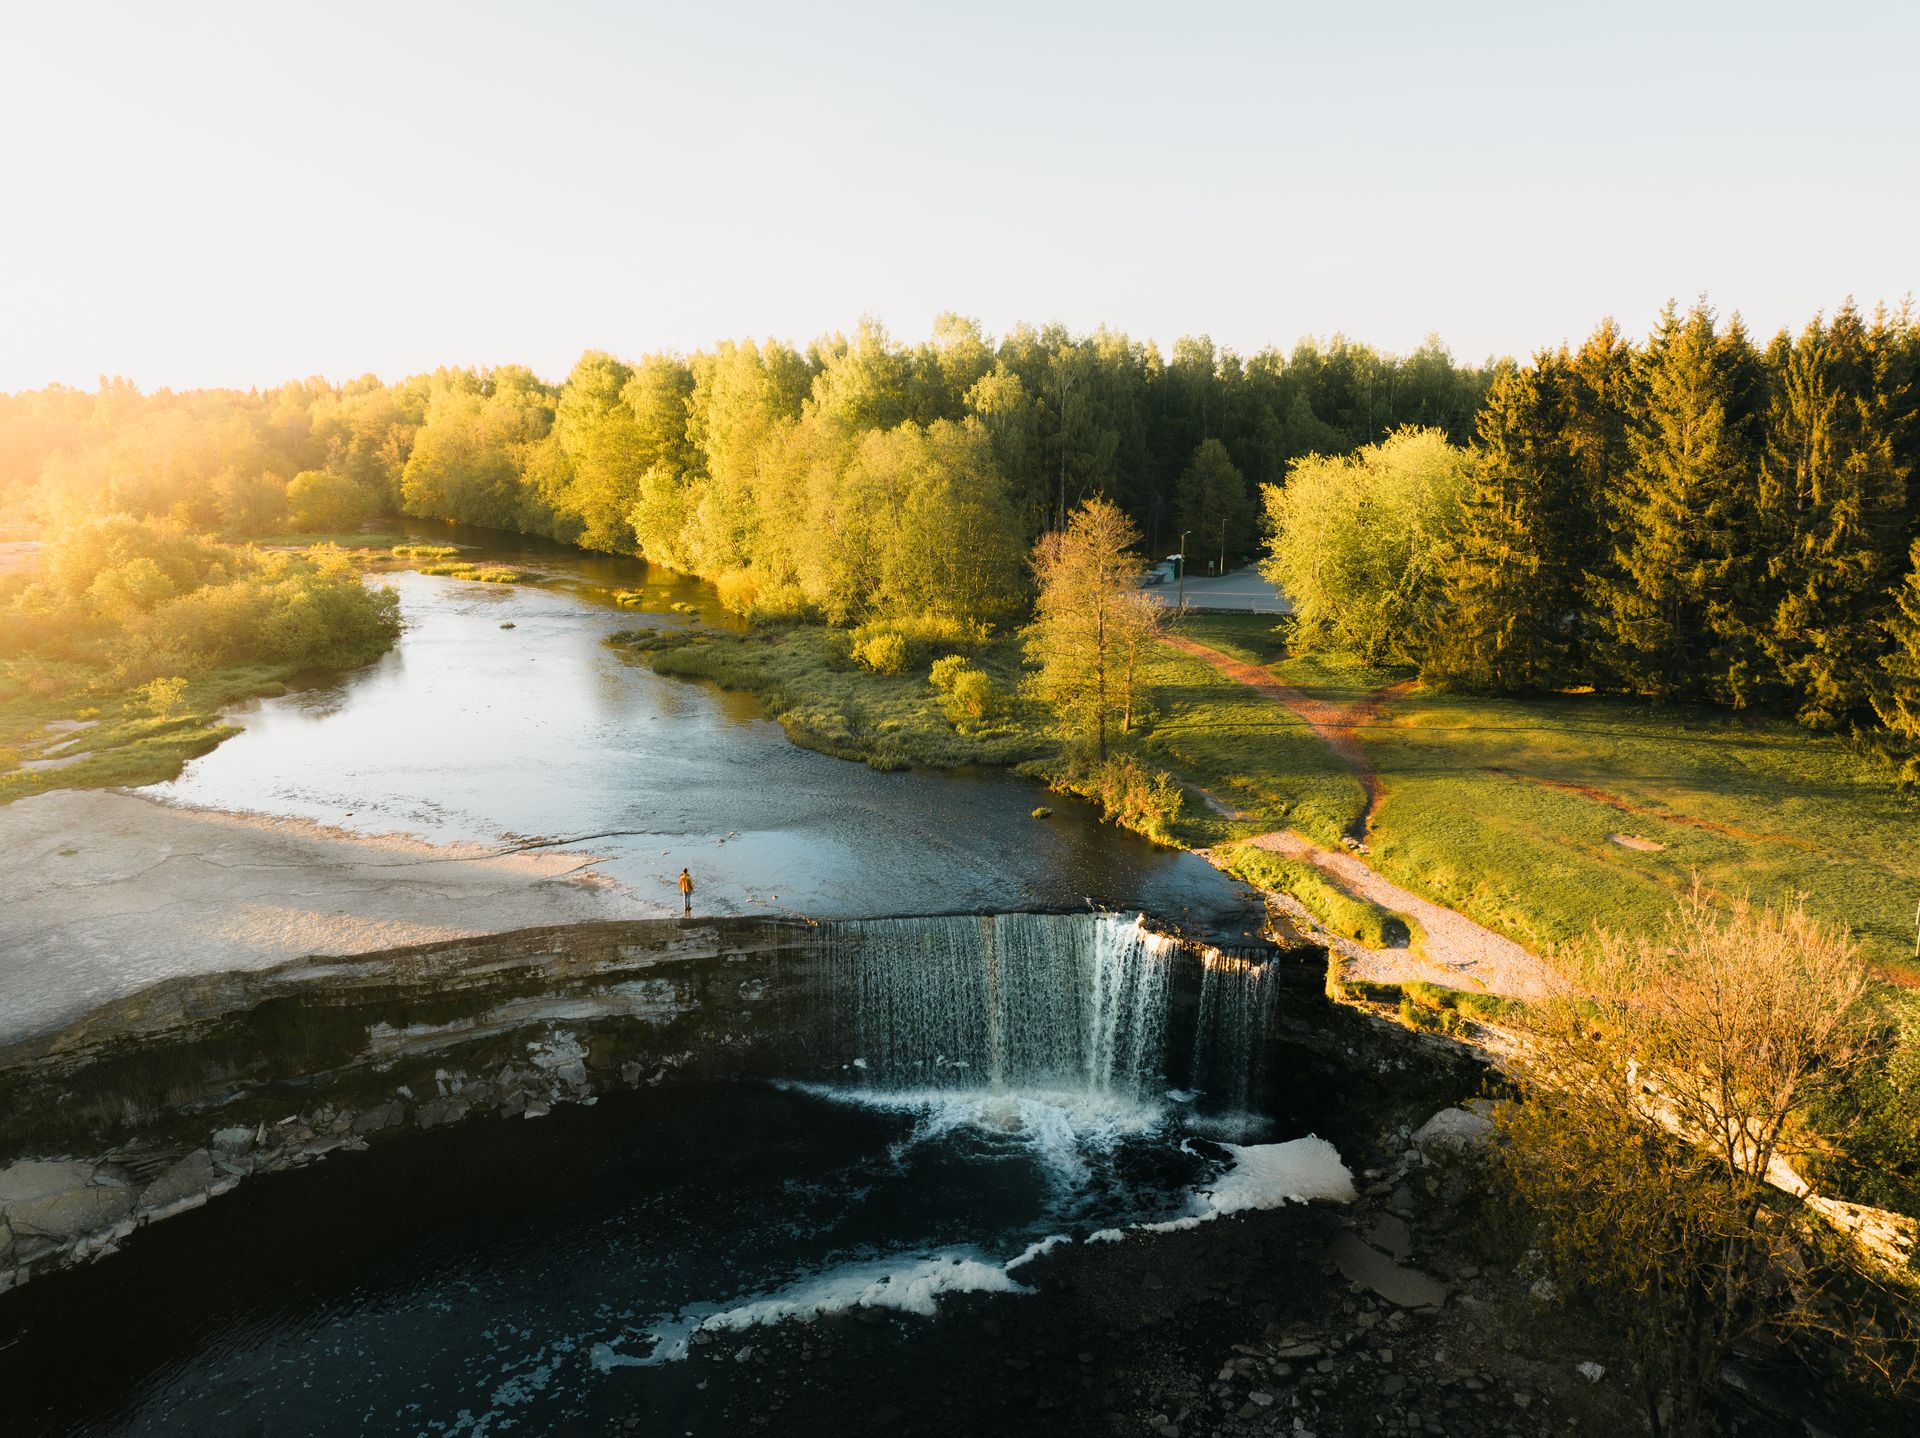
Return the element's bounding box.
[143,523,1258,936]
[0,1081,1245,1437]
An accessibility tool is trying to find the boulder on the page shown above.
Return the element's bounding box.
[0,1216,12,1262]
[0,1160,133,1240]
[211,1126,255,1154]
[1411,1107,1494,1156]
[1364,1212,1413,1262]
[351,1100,408,1136]
[415,1096,470,1128]
[139,1150,214,1214]
[1330,1232,1450,1309]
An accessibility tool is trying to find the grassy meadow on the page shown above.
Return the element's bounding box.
[1159,613,1920,981]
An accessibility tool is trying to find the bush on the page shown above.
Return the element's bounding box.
[853,631,909,675]
[713,568,759,616]
[943,668,1005,726]
[135,676,188,719]
[929,654,971,692]
[1086,753,1184,843]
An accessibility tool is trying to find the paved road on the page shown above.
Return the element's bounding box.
[1144,566,1291,613]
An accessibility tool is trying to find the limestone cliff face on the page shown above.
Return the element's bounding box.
[0,913,1337,1294]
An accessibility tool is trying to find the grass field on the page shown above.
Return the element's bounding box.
[1158,613,1920,981]
[613,624,1050,771]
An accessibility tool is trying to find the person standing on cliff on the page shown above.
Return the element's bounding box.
[678,867,694,914]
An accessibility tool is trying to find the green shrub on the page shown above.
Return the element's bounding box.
[929,654,971,692]
[853,631,909,675]
[943,668,1005,726]
[1080,754,1183,843]
[135,676,188,719]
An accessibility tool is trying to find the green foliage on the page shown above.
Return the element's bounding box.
[942,668,1006,727]
[1261,427,1472,663]
[928,654,972,692]
[3,519,400,694]
[852,630,908,675]
[1873,540,1920,783]
[416,563,528,583]
[135,676,187,718]
[1215,842,1404,948]
[391,543,460,560]
[1023,498,1157,759]
[1044,752,1184,845]
[1801,993,1920,1216]
[1176,438,1253,568]
[1590,302,1767,701]
[615,625,1044,771]
[285,469,378,532]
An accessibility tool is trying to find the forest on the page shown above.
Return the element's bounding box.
[1264,300,1920,776]
[6,304,1920,774]
[0,317,1488,607]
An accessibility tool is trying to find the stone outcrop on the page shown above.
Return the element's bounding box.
[0,1160,134,1241]
[0,913,1328,1294]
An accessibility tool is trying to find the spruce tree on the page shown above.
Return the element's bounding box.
[1754,305,1910,727]
[1874,540,1920,784]
[1592,302,1763,700]
[1428,352,1577,690]
[1564,319,1635,678]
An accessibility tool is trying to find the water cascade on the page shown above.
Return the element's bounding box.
[814,913,1209,1101]
[1188,949,1285,1113]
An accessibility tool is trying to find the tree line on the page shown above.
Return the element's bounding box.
[1264,300,1920,778]
[0,318,1493,616]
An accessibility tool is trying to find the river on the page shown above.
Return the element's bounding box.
[144,526,1257,933]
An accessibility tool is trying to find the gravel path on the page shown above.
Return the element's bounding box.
[1164,635,1550,1000]
[1242,831,1550,1001]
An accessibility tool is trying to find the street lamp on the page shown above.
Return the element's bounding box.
[1178,530,1191,610]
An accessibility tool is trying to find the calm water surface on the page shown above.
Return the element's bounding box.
[144,528,1258,935]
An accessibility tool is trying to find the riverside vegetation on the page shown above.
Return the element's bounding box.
[0,515,400,800]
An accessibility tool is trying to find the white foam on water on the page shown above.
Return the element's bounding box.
[604,1246,1043,1367]
[1083,1135,1357,1246]
[780,1080,1168,1196]
[1004,1234,1073,1271]
[1205,1136,1356,1213]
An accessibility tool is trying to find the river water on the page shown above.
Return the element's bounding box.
[143,526,1257,935]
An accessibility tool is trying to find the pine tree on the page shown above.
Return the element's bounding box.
[1754,305,1910,727]
[1592,303,1763,700]
[1874,541,1920,784]
[1427,353,1578,689]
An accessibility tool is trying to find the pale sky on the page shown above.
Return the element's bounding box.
[3,1,1914,393]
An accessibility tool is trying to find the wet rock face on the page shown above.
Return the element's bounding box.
[0,1161,134,1241]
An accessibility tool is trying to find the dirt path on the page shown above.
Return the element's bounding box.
[1161,635,1386,841]
[1163,635,1549,1000]
[1242,831,1550,1000]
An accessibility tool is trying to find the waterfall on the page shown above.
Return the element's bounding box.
[810,913,1292,1116]
[1187,948,1282,1113]
[815,913,1175,1100]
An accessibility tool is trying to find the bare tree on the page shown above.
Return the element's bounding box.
[1491,888,1914,1437]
